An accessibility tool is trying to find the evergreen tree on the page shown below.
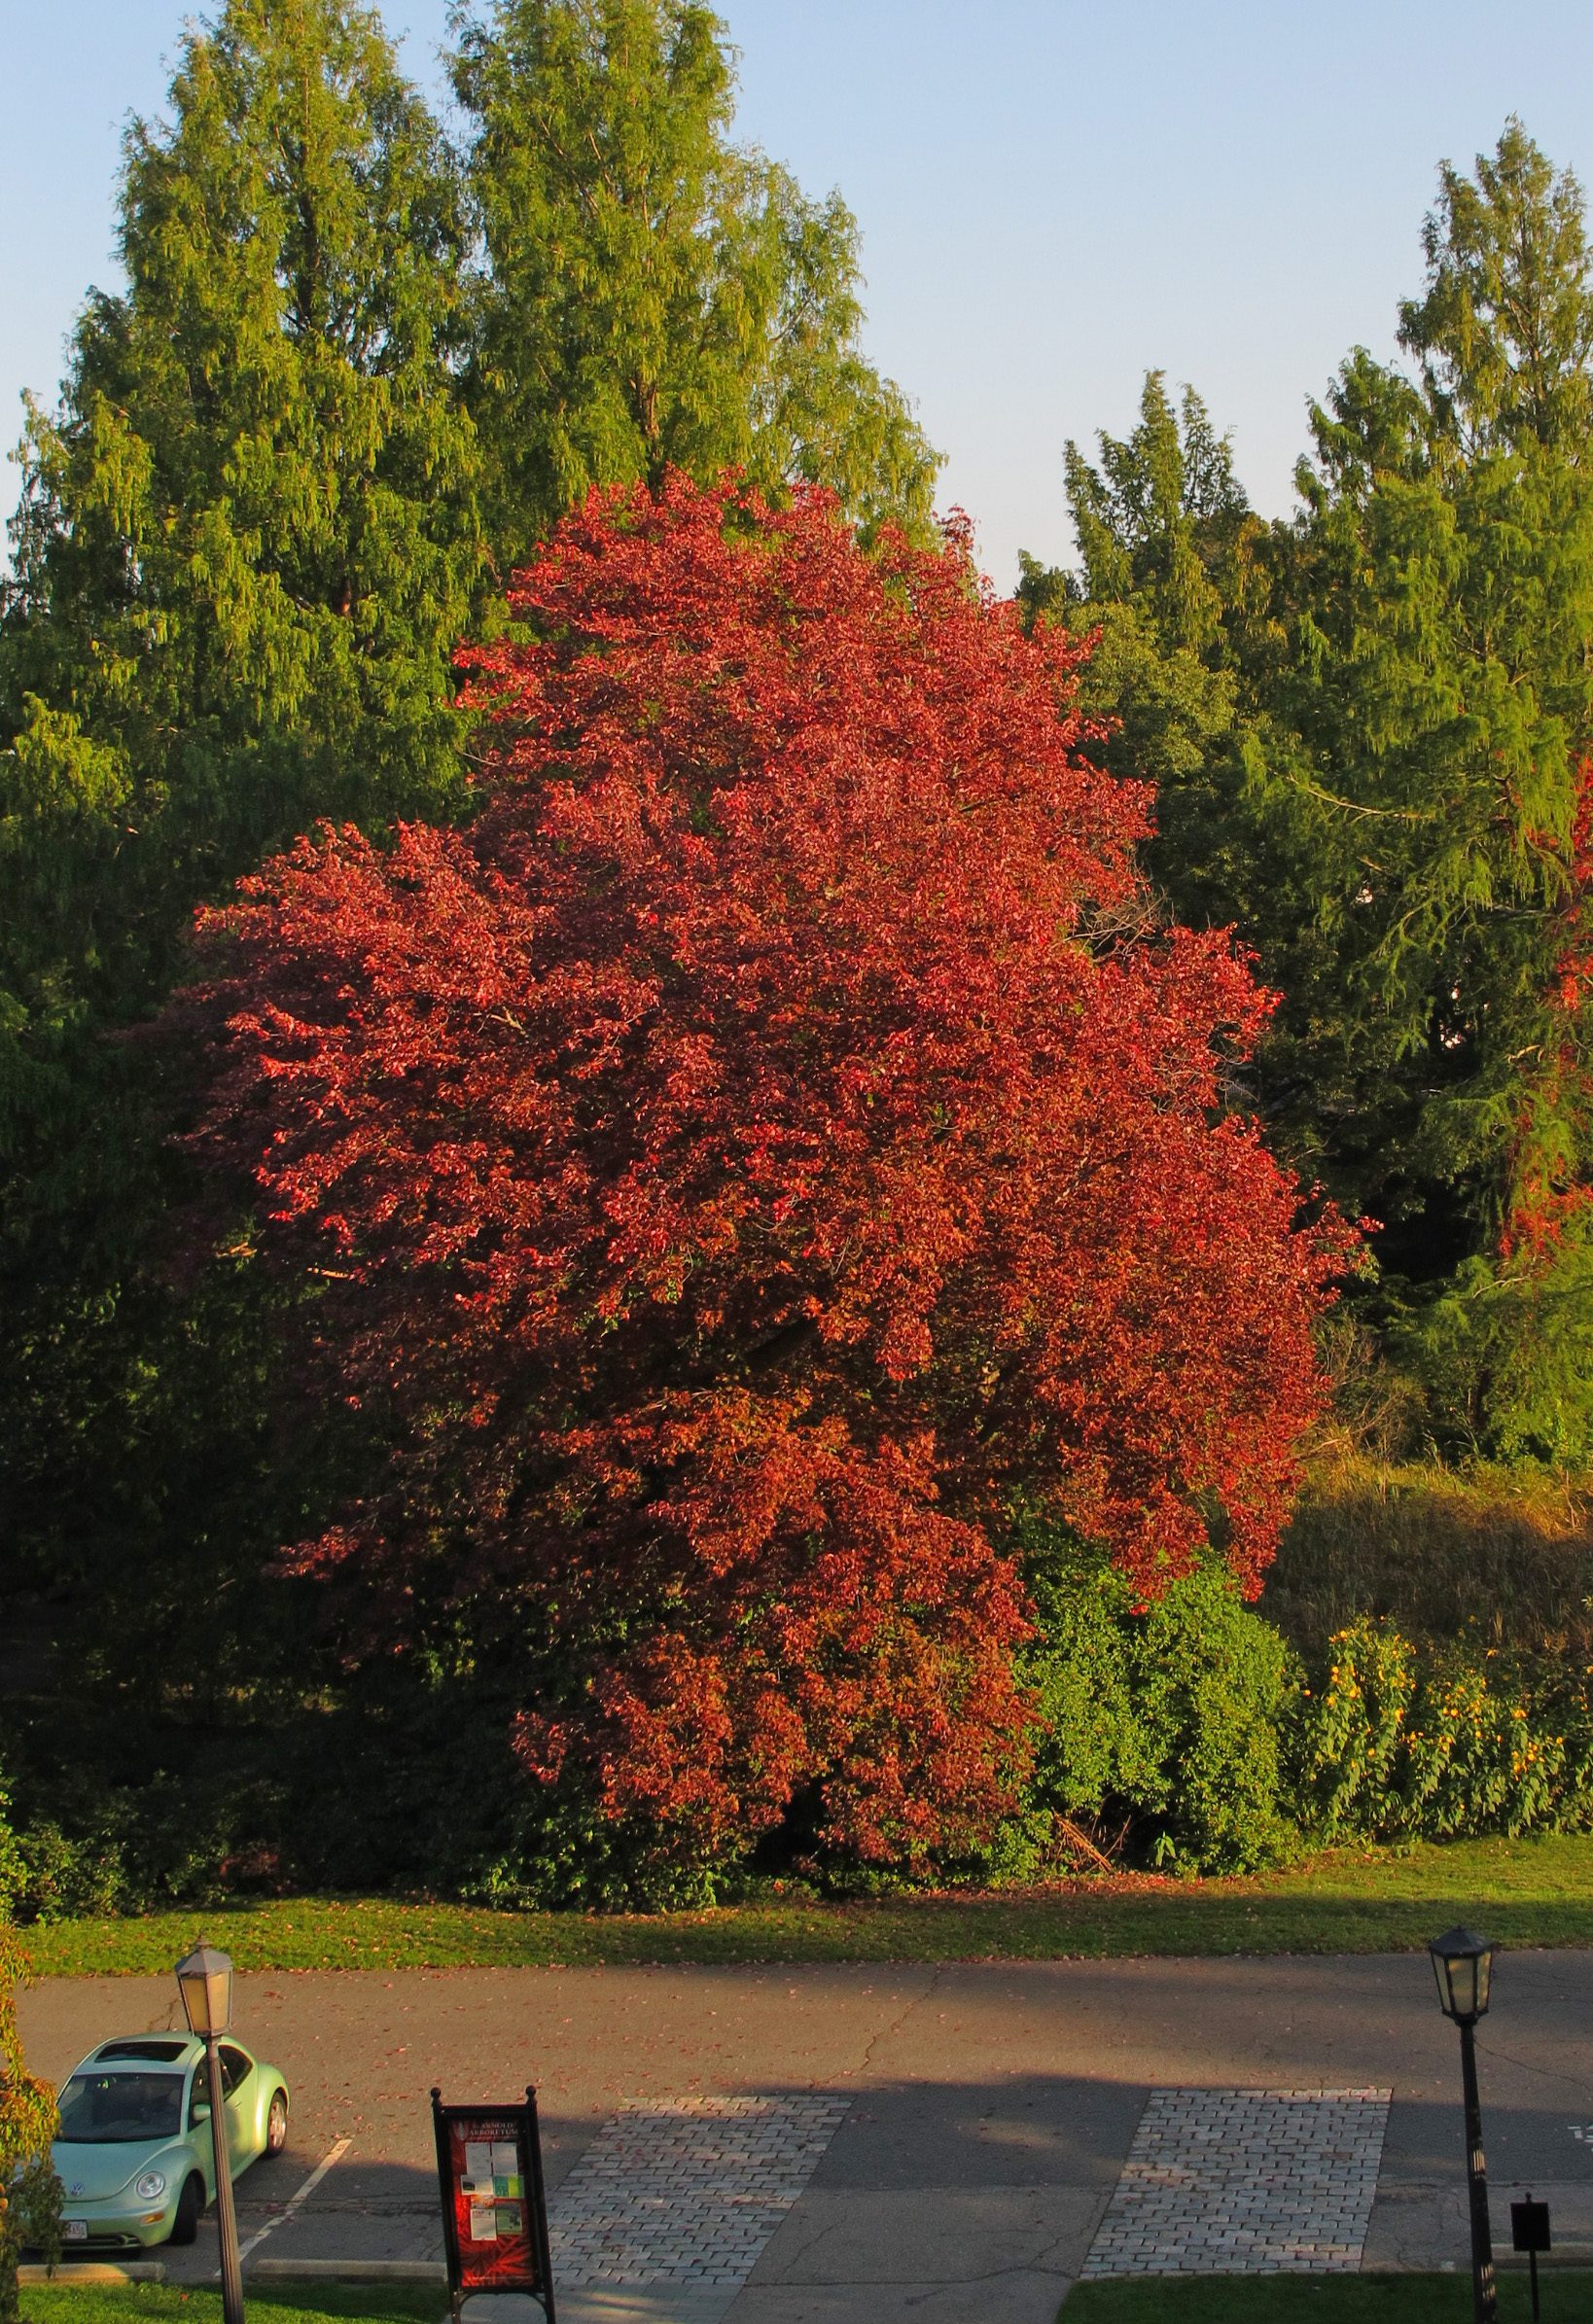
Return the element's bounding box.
[450,0,939,564]
[1039,127,1593,1461]
[0,1,485,1839]
[1257,124,1593,1455]
[1063,370,1250,652]
[0,0,483,1166]
[1016,373,1263,936]
[1399,117,1593,457]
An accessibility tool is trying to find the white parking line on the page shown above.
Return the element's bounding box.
[230,2137,353,2270]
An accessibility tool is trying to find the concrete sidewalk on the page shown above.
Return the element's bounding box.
[20,1950,1593,2319]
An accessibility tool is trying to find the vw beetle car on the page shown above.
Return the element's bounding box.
[53,2033,289,2249]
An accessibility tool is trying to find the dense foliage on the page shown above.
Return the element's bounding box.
[1,0,485,1165]
[1022,122,1593,1466]
[166,478,1339,1885]
[1297,1614,1593,1842]
[1015,1525,1298,1875]
[5,10,1593,1905]
[0,0,945,1903]
[0,1817,60,2315]
[453,0,938,564]
[0,0,491,1743]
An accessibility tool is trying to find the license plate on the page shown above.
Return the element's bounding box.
[64,2222,88,2242]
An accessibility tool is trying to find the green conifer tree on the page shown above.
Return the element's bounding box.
[0,1,485,1831]
[1257,123,1593,1456]
[0,0,484,1165]
[450,0,939,564]
[1016,374,1260,935]
[1038,125,1593,1461]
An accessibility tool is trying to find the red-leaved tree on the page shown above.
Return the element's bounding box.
[175,477,1348,1881]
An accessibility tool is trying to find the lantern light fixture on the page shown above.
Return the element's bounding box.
[175,1942,234,2039]
[1429,1925,1495,2026]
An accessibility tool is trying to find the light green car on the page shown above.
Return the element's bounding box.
[53,2032,290,2250]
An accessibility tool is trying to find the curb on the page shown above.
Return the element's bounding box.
[248,2261,449,2284]
[18,2265,167,2285]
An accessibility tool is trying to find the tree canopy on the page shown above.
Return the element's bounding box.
[451,0,939,565]
[170,479,1343,1883]
[0,0,944,1834]
[0,0,938,1174]
[1025,121,1593,1461]
[7,11,1592,1910]
[0,0,484,1164]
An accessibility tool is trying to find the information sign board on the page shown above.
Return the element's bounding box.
[431,2085,555,2322]
[1511,2195,1551,2253]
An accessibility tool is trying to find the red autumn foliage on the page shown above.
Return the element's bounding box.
[1504,755,1593,1262]
[176,476,1348,1875]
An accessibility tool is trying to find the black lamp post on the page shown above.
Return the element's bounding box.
[1429,1925,1498,2324]
[176,1942,245,2324]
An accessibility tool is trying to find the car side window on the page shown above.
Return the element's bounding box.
[188,2061,212,2127]
[220,2046,253,2098]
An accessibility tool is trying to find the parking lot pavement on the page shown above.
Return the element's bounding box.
[19,1949,1593,2321]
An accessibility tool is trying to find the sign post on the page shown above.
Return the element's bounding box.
[1510,2192,1551,2323]
[432,2087,555,2324]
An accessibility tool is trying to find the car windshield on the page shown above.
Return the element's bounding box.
[56,2071,185,2144]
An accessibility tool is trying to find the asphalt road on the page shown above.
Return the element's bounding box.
[20,1950,1593,2321]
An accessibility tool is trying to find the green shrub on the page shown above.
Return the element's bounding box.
[7,1820,128,1924]
[0,1787,23,1923]
[1,1810,62,2321]
[0,1764,285,1924]
[1296,1614,1593,1841]
[1009,1526,1300,1874]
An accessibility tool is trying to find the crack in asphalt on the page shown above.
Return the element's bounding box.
[1477,2036,1593,2095]
[893,2262,1072,2307]
[848,1964,943,2088]
[752,1968,944,2281]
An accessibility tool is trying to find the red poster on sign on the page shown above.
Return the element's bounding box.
[432,2088,554,2320]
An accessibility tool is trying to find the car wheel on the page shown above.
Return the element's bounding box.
[266,2090,289,2156]
[169,2175,203,2246]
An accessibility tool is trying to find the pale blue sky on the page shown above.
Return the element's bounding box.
[4,2,1592,587]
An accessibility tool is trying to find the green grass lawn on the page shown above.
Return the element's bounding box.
[17,2272,1581,2324]
[15,1832,1593,1976]
[1061,2273,1575,2319]
[20,2288,444,2324]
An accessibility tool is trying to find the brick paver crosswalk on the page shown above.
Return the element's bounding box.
[1082,2086,1393,2276]
[548,2094,851,2292]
